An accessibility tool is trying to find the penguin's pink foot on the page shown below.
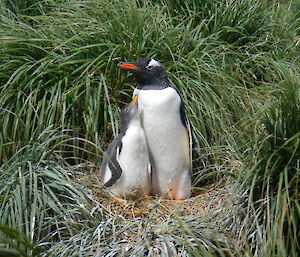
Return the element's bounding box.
[167,188,181,201]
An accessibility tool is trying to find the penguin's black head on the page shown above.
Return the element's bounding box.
[118,58,169,87]
[120,96,139,129]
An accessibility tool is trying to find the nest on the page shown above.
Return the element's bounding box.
[81,168,226,221]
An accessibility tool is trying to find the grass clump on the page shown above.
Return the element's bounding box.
[0,127,101,254]
[243,71,300,256]
[0,0,299,256]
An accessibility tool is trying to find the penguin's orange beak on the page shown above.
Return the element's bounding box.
[118,62,140,70]
[131,95,138,105]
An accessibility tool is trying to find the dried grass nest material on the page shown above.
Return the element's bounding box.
[97,191,212,220]
[81,170,227,220]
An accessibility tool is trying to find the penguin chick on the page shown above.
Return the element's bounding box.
[101,96,151,199]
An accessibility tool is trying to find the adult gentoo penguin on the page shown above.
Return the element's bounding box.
[101,96,151,198]
[118,58,192,200]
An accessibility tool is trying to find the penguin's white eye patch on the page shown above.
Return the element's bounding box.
[147,59,160,68]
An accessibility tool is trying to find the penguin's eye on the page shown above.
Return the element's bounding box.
[124,108,129,113]
[146,65,153,70]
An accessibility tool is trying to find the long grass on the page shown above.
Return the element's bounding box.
[0,0,299,256]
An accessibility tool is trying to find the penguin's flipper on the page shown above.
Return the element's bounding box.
[179,100,188,128]
[102,138,123,188]
[186,117,193,174]
[179,101,193,173]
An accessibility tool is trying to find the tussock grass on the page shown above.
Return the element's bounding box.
[0,0,299,256]
[242,72,300,256]
[0,128,101,254]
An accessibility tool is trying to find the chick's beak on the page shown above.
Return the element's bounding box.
[131,95,138,105]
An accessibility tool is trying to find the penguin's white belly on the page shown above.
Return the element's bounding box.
[108,125,150,198]
[137,87,191,199]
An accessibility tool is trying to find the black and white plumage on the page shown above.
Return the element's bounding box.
[118,58,192,200]
[101,96,151,198]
